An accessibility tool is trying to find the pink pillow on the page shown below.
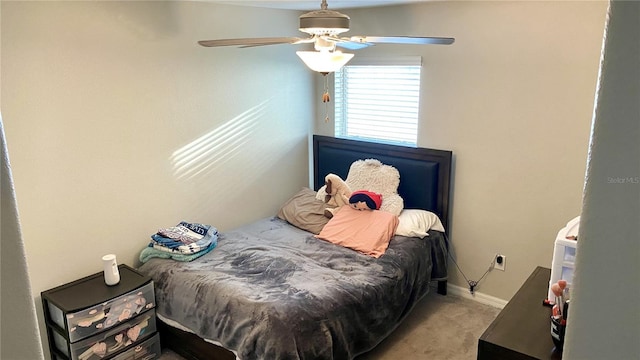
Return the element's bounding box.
[316,206,399,258]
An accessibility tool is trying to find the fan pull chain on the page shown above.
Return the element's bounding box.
[322,73,331,123]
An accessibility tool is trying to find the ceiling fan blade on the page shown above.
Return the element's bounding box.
[319,35,371,50]
[198,37,306,48]
[334,40,372,50]
[349,36,455,45]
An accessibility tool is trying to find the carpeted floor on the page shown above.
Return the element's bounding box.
[157,289,502,360]
[356,290,502,360]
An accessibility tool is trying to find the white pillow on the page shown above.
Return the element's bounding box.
[395,209,445,238]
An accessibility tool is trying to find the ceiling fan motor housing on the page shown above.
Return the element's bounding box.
[299,10,350,35]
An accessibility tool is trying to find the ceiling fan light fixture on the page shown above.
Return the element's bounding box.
[296,50,354,74]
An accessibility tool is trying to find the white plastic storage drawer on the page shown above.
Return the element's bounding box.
[547,216,579,303]
[112,333,161,360]
[52,309,157,360]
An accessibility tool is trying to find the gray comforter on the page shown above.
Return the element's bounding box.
[137,217,447,360]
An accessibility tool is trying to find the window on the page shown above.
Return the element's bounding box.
[334,57,422,146]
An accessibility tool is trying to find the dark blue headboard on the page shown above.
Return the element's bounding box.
[313,135,452,232]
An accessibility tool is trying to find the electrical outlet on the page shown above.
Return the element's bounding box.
[494,254,506,271]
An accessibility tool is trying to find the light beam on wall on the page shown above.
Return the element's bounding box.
[170,101,268,182]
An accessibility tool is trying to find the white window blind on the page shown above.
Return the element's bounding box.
[334,57,422,146]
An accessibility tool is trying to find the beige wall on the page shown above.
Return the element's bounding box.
[2,1,312,355]
[316,1,608,301]
[1,116,45,359]
[565,1,640,357]
[2,0,615,356]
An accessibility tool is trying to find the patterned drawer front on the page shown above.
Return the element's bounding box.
[52,310,157,360]
[112,333,161,360]
[64,282,155,342]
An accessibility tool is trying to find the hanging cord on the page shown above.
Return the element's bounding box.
[443,233,495,294]
[322,73,331,122]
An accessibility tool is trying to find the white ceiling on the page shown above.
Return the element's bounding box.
[207,0,431,11]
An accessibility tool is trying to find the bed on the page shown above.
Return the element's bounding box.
[137,135,452,360]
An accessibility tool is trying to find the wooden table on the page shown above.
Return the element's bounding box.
[478,266,563,359]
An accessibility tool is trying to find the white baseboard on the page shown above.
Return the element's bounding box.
[443,283,508,309]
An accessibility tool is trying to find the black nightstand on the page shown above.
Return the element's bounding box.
[42,264,161,360]
[478,266,562,360]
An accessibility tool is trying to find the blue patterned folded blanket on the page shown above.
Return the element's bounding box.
[139,241,216,263]
[140,221,218,263]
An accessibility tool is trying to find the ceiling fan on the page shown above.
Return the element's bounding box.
[198,0,455,73]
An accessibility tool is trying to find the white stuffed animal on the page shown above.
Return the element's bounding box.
[321,173,352,218]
